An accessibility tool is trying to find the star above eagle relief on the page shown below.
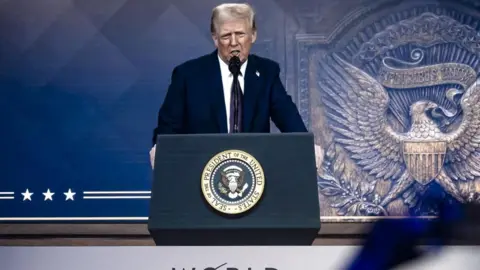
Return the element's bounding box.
[320,54,480,207]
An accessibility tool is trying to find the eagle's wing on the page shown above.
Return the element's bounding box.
[319,54,406,181]
[220,172,229,187]
[444,78,480,181]
[237,171,245,188]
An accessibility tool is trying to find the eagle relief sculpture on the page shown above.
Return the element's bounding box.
[316,12,480,217]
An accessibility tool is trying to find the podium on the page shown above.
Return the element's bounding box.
[148,133,320,246]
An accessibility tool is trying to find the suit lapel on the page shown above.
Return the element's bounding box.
[243,55,262,132]
[209,51,228,133]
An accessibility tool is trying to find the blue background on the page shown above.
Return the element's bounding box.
[0,0,288,220]
[2,0,480,221]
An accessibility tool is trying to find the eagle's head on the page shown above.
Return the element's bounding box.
[407,101,444,138]
[409,101,438,120]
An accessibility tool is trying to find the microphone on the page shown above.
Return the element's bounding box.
[228,56,241,77]
[228,55,242,133]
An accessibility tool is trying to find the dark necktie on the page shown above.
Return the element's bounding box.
[229,56,243,133]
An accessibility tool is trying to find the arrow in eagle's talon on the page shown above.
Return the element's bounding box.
[380,173,415,207]
[436,170,466,203]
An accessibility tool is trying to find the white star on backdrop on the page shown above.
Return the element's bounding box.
[64,189,75,201]
[43,189,54,201]
[21,189,33,201]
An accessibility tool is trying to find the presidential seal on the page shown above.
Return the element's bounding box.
[201,149,265,215]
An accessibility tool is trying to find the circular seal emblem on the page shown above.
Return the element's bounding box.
[201,149,265,215]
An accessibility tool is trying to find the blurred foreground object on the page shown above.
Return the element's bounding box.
[347,197,480,270]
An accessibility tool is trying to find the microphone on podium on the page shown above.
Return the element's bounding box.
[228,55,241,76]
[228,55,242,133]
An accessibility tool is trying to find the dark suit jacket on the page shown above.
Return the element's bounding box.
[152,50,307,144]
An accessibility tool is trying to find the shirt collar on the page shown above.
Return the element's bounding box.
[218,54,248,77]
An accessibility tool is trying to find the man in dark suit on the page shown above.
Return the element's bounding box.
[150,3,308,167]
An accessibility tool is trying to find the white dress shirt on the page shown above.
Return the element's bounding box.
[218,55,248,132]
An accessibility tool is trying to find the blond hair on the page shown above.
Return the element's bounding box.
[210,3,256,34]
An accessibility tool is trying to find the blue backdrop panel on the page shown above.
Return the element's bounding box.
[3,0,480,221]
[0,0,228,221]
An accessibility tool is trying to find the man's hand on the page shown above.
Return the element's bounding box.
[314,144,323,171]
[149,144,156,169]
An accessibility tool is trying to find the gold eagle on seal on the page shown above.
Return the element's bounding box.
[320,54,480,206]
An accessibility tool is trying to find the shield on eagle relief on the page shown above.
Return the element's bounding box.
[402,141,447,185]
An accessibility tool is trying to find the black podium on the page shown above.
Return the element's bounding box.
[148,133,320,245]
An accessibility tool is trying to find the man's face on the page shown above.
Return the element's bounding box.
[213,18,256,64]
